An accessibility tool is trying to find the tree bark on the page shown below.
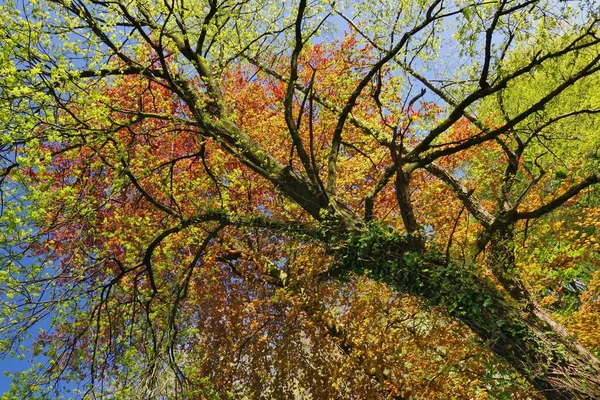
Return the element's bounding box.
[337,222,600,400]
[394,169,424,250]
[482,224,600,399]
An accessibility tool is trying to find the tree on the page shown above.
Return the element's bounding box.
[1,0,599,398]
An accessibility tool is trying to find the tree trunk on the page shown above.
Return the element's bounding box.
[468,292,600,400]
[483,224,600,398]
[394,169,424,249]
[339,224,600,399]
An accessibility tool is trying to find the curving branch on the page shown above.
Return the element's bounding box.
[513,174,599,220]
[425,163,494,226]
[326,0,446,194]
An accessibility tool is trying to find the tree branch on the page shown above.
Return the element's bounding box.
[513,174,599,220]
[425,163,494,226]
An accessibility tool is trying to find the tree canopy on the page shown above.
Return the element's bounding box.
[1,0,600,398]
